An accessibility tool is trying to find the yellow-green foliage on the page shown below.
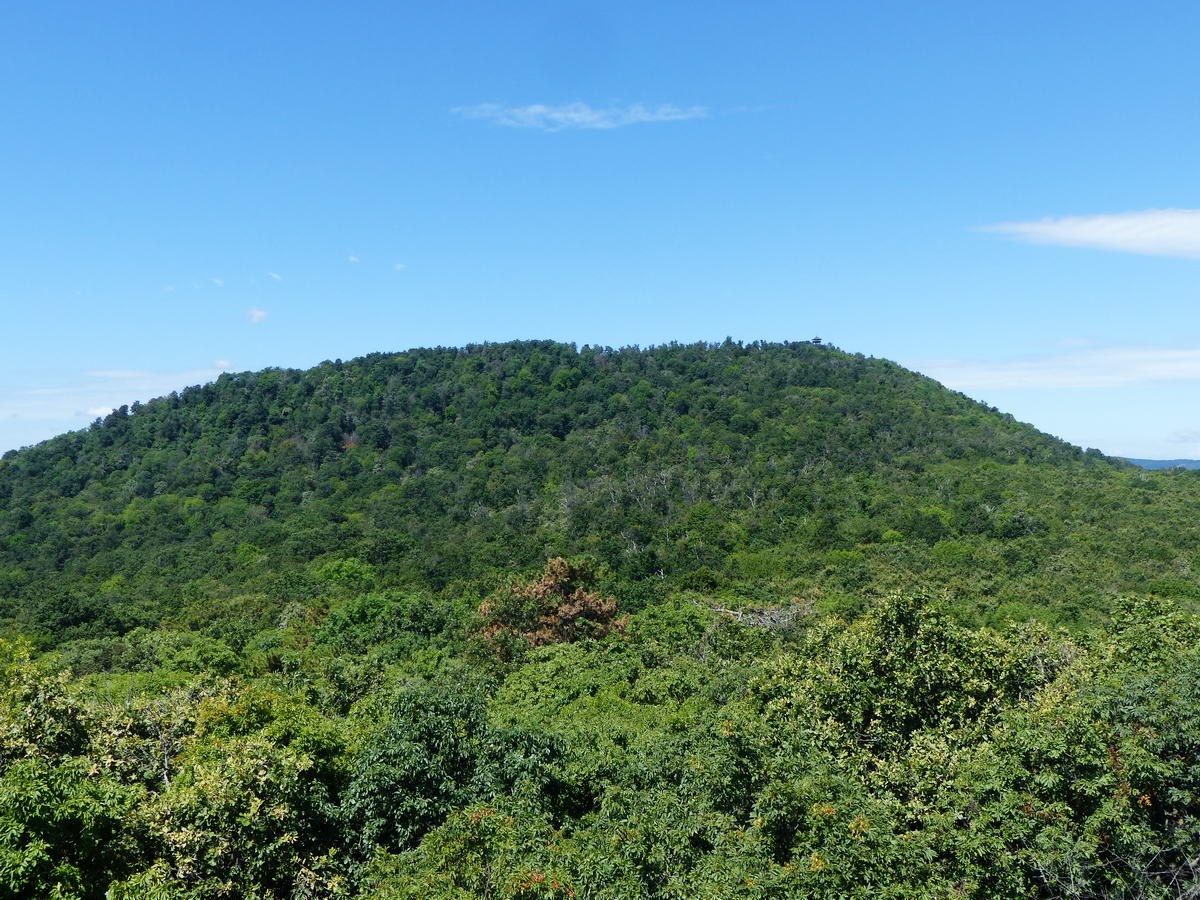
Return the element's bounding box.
[1,594,1198,898]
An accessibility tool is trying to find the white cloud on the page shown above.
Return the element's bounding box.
[212,277,224,287]
[912,347,1200,390]
[348,255,360,263]
[247,307,268,324]
[453,102,708,131]
[982,209,1200,258]
[268,272,283,280]
[163,285,175,292]
[214,359,233,369]
[393,263,407,271]
[87,406,114,417]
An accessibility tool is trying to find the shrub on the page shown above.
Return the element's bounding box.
[478,558,627,659]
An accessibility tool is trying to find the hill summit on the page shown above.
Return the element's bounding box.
[2,339,1196,648]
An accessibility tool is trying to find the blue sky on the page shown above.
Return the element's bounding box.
[4,1,1200,456]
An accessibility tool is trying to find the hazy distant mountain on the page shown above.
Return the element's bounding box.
[1124,458,1200,470]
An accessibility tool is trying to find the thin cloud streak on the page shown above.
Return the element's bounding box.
[88,369,151,379]
[982,209,1200,258]
[0,366,227,449]
[1169,428,1200,445]
[912,347,1200,390]
[453,102,708,131]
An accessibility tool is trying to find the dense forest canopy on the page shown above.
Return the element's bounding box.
[1,340,1198,898]
[3,339,1197,648]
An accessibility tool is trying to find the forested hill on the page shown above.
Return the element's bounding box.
[4,340,1200,900]
[0,338,1193,651]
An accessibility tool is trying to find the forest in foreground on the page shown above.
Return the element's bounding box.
[1,340,1197,898]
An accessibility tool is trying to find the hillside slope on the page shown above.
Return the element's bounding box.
[2,340,1200,899]
[1,340,1196,651]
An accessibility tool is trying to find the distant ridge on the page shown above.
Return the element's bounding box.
[1124,458,1200,470]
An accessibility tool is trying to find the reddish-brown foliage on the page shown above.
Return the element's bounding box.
[478,557,627,658]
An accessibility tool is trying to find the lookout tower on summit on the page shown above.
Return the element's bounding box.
[811,336,823,345]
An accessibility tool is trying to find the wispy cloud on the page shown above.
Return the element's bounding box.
[912,347,1200,390]
[88,369,150,379]
[211,277,224,288]
[393,263,407,272]
[83,369,225,390]
[247,307,268,324]
[214,359,233,369]
[453,101,708,131]
[982,209,1200,258]
[1,367,229,451]
[348,255,360,263]
[4,368,221,421]
[268,272,283,280]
